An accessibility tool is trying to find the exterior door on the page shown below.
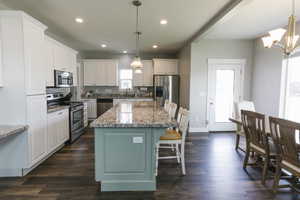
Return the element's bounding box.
[207,59,245,132]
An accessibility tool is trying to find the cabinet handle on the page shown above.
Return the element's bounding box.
[58,112,63,115]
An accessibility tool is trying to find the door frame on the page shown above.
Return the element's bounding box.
[206,58,246,132]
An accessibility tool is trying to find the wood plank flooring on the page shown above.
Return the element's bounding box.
[0,129,299,200]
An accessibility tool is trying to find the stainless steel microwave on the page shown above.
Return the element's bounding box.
[54,70,73,87]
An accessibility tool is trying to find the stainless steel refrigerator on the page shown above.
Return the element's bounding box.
[153,75,180,106]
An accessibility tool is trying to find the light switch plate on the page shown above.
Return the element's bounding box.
[133,137,143,143]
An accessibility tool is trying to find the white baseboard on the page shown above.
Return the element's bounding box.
[189,127,209,133]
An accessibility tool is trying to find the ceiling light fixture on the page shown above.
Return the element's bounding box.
[75,17,84,23]
[123,50,128,54]
[153,45,158,49]
[262,0,299,56]
[160,19,168,25]
[101,44,107,48]
[130,0,143,74]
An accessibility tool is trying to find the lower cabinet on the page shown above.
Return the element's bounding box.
[47,109,69,154]
[26,95,48,167]
[83,99,97,119]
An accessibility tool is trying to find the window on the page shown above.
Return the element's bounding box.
[281,56,300,122]
[120,69,133,89]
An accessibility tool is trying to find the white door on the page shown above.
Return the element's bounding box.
[207,59,245,132]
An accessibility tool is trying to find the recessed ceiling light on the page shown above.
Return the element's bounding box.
[75,17,84,23]
[101,44,107,48]
[160,19,168,25]
[123,50,127,54]
[153,45,158,49]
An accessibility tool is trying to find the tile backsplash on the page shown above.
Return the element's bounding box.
[82,86,153,97]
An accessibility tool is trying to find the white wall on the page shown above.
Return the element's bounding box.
[189,39,254,132]
[178,44,191,108]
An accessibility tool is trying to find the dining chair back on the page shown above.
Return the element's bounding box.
[241,110,274,184]
[269,116,300,192]
[164,99,170,112]
[169,103,177,119]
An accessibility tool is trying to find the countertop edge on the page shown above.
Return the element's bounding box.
[0,125,28,140]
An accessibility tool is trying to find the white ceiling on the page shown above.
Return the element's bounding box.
[0,0,232,53]
[203,0,300,40]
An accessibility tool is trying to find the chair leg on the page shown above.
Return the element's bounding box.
[235,134,240,151]
[243,146,250,169]
[262,155,270,185]
[176,144,180,163]
[171,144,175,151]
[273,161,281,193]
[181,143,186,175]
[155,143,159,176]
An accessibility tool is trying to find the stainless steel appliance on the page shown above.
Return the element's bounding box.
[153,75,180,106]
[97,98,113,117]
[47,93,85,143]
[54,70,73,87]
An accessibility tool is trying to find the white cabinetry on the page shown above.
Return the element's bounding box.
[26,95,48,166]
[133,60,153,86]
[83,59,118,86]
[45,36,78,87]
[47,109,69,154]
[83,99,97,119]
[153,59,178,75]
[83,102,88,127]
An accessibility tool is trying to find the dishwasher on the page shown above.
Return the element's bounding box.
[97,98,113,117]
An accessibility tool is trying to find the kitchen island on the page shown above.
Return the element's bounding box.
[90,101,176,191]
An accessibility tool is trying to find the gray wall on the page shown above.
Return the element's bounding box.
[188,39,254,132]
[251,39,283,116]
[251,22,300,117]
[178,44,191,109]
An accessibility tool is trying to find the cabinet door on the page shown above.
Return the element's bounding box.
[153,59,178,75]
[104,60,118,86]
[84,61,97,86]
[142,60,153,86]
[95,61,107,86]
[61,109,70,142]
[87,99,97,119]
[27,95,47,166]
[47,111,59,153]
[23,20,46,95]
[53,43,69,71]
[45,37,54,87]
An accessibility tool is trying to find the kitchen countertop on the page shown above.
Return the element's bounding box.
[82,95,153,100]
[0,125,28,140]
[47,105,69,113]
[90,101,176,128]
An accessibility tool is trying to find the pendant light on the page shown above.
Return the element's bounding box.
[131,0,143,73]
[262,0,299,56]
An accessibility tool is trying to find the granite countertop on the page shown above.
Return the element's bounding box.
[90,101,177,128]
[47,105,69,113]
[0,125,28,140]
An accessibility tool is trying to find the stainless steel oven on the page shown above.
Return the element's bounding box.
[54,70,73,87]
[70,103,85,143]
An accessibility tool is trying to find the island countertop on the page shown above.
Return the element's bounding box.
[90,101,177,128]
[0,125,28,140]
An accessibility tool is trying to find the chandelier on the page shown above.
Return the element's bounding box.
[130,0,143,73]
[262,0,299,56]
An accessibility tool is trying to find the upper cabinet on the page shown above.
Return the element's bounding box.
[45,36,78,87]
[83,59,118,86]
[153,59,178,75]
[133,60,153,86]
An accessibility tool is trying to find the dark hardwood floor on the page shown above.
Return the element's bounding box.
[0,129,299,200]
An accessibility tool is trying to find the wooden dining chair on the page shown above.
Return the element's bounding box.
[241,110,276,185]
[156,109,189,176]
[234,101,255,151]
[269,116,300,193]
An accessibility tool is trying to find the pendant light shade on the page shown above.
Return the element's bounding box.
[131,0,143,73]
[261,0,299,56]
